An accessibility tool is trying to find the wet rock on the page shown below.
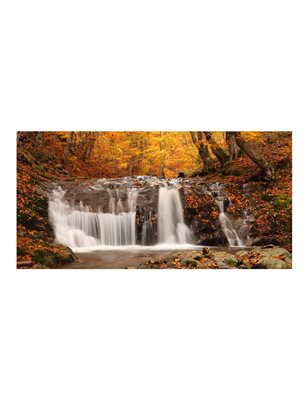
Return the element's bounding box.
[211,251,239,269]
[254,257,289,269]
[235,250,249,257]
[202,247,210,255]
[32,245,77,267]
[236,246,292,269]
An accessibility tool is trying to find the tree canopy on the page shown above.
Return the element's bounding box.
[17,131,280,179]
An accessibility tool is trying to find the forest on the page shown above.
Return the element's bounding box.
[17,131,292,269]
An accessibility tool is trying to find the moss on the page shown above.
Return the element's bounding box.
[274,194,292,210]
[32,246,76,267]
[17,246,28,256]
[32,249,55,266]
[184,258,200,268]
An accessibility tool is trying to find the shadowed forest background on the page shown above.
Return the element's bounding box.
[17,131,292,268]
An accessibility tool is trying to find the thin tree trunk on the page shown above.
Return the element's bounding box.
[63,132,74,164]
[36,132,44,147]
[159,132,166,178]
[17,132,22,142]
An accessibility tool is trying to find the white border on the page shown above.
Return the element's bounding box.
[1,1,307,400]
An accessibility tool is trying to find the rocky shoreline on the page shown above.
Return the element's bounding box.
[135,246,292,269]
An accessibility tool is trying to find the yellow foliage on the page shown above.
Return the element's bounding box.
[241,131,265,143]
[49,131,269,178]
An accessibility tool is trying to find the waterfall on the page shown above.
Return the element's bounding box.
[157,187,193,244]
[209,182,252,247]
[49,187,138,248]
[141,209,154,246]
[48,181,193,249]
[215,198,244,247]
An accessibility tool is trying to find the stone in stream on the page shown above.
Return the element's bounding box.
[210,251,239,269]
[236,246,292,269]
[254,257,289,269]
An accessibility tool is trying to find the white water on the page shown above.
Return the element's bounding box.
[158,187,193,244]
[216,199,244,246]
[49,184,193,249]
[49,187,138,248]
[216,197,253,247]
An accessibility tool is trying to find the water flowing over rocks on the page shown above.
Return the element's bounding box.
[48,176,194,248]
[48,176,260,250]
[182,179,257,247]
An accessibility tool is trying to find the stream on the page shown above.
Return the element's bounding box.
[48,176,254,268]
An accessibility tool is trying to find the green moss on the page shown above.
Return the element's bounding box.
[17,246,28,256]
[32,249,55,266]
[31,247,76,267]
[274,194,292,210]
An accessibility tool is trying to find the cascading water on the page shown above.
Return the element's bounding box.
[216,197,244,246]
[158,187,193,244]
[49,187,138,248]
[48,178,193,249]
[209,182,253,247]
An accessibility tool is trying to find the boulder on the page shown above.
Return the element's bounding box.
[237,246,292,269]
[256,247,291,259]
[211,251,239,269]
[254,257,290,269]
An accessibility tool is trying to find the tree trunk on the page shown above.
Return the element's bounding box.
[82,132,97,161]
[159,132,166,178]
[231,132,275,181]
[36,132,44,146]
[203,131,230,169]
[190,131,211,173]
[63,132,75,164]
[225,132,241,160]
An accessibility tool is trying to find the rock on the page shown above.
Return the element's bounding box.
[284,257,292,268]
[211,251,239,269]
[252,247,292,260]
[202,247,210,255]
[237,246,292,269]
[235,250,249,257]
[265,247,291,259]
[184,258,200,268]
[31,245,77,267]
[255,257,290,269]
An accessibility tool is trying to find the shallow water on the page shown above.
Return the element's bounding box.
[55,245,251,269]
[60,249,176,269]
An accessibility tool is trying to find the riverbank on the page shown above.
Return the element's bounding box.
[50,245,292,269]
[136,246,292,269]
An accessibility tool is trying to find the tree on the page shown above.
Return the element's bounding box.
[190,131,240,172]
[203,131,230,169]
[229,132,275,181]
[190,131,211,173]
